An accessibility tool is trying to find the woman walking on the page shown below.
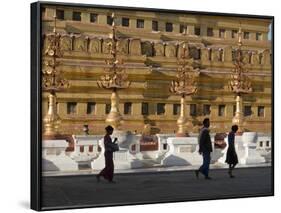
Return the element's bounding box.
[96,125,118,183]
[225,125,239,178]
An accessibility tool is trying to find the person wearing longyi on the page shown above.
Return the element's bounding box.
[96,125,117,183]
[225,125,239,178]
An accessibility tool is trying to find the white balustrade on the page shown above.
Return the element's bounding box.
[256,135,272,163]
[42,140,78,172]
[42,131,271,175]
[239,132,266,164]
[91,136,143,170]
[71,135,102,168]
[161,137,202,166]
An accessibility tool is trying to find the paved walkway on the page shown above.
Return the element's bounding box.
[41,167,273,210]
[43,163,271,176]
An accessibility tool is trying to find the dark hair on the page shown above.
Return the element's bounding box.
[231,125,238,132]
[105,125,114,132]
[203,118,210,126]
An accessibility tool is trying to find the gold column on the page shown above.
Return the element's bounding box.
[265,106,271,118]
[132,102,142,115]
[105,89,123,129]
[43,92,61,135]
[262,33,268,41]
[96,103,106,115]
[213,28,219,38]
[42,12,69,136]
[170,43,199,136]
[232,95,244,131]
[144,19,152,30]
[225,30,232,39]
[81,12,90,22]
[98,14,107,25]
[77,103,87,115]
[177,95,187,136]
[64,10,72,21]
[187,25,194,35]
[57,102,67,116]
[97,13,130,130]
[130,19,137,29]
[173,24,180,34]
[229,27,252,133]
[45,8,55,19]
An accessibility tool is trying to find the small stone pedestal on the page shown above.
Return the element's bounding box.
[239,132,265,165]
[42,140,78,172]
[71,135,102,169]
[161,137,201,166]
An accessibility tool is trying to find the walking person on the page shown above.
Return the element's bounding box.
[96,125,118,183]
[225,125,239,178]
[195,118,213,180]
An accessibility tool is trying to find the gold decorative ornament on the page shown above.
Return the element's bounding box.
[42,12,69,136]
[170,43,199,136]
[229,27,252,133]
[97,13,131,129]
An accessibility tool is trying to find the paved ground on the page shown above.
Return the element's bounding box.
[41,167,273,210]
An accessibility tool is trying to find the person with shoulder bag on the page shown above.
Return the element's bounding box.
[96,125,118,183]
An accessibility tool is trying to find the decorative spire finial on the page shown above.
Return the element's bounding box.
[111,12,115,27]
[238,23,242,48]
[53,10,57,33]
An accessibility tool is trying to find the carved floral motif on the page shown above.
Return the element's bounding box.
[154,42,164,56]
[73,36,88,51]
[165,43,176,58]
[60,35,72,51]
[141,41,153,56]
[89,38,101,53]
[129,39,141,55]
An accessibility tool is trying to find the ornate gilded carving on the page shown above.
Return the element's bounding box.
[129,39,141,55]
[154,42,164,56]
[97,13,130,130]
[43,34,50,53]
[262,49,271,65]
[177,42,189,59]
[224,46,232,62]
[143,124,152,135]
[189,46,200,60]
[102,38,112,54]
[219,48,224,62]
[60,35,72,51]
[211,49,220,62]
[117,39,129,55]
[165,43,176,58]
[42,14,69,136]
[73,36,88,51]
[141,41,153,56]
[200,48,209,62]
[89,38,101,53]
[252,52,260,65]
[170,43,199,136]
[229,27,252,133]
[242,51,250,64]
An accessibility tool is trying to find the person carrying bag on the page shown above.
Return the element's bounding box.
[96,125,118,183]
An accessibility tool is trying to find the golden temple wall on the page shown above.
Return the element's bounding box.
[41,5,272,135]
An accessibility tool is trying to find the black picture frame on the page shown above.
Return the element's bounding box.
[31,1,274,211]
